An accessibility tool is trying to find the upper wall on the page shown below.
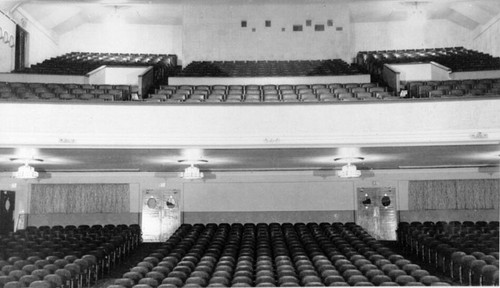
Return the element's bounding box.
[10,9,61,67]
[352,19,470,56]
[470,15,500,57]
[182,0,351,64]
[0,12,16,72]
[58,23,182,61]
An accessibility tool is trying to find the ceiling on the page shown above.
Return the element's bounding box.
[0,145,499,175]
[1,0,499,35]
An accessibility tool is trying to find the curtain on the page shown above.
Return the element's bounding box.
[31,184,130,214]
[409,179,499,210]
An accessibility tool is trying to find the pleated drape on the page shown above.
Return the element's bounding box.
[408,179,499,210]
[31,184,130,214]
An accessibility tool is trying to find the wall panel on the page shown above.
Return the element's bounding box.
[182,0,351,64]
[0,12,16,72]
[352,20,469,56]
[183,181,354,212]
[58,23,182,62]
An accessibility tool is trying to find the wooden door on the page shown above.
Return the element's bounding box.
[0,191,15,235]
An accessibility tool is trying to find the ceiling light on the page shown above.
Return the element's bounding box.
[13,162,39,179]
[178,159,207,180]
[337,163,361,178]
[335,157,364,178]
[10,157,43,179]
[180,164,204,180]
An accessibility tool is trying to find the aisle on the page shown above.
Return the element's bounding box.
[91,243,162,288]
[382,241,458,285]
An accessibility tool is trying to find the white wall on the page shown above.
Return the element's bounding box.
[58,23,182,61]
[183,180,355,212]
[1,99,499,148]
[1,168,497,228]
[10,9,61,67]
[24,22,60,66]
[0,12,16,72]
[182,0,351,64]
[352,19,470,55]
[470,16,500,57]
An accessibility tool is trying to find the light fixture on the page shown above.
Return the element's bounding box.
[10,157,43,179]
[13,162,39,179]
[178,159,207,180]
[407,1,426,24]
[180,164,204,180]
[362,193,371,209]
[338,163,361,178]
[335,157,364,178]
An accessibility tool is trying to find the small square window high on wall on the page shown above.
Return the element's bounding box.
[315,24,325,31]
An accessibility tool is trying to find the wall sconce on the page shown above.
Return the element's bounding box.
[362,193,371,209]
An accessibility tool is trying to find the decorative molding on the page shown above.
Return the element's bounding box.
[473,12,500,41]
[0,129,499,149]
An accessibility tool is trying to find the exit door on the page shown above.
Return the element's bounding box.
[0,191,15,235]
[356,187,397,240]
[141,189,181,242]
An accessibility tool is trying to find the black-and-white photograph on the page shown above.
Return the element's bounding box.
[0,0,499,287]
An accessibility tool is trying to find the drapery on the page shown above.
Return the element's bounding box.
[408,179,499,210]
[31,184,130,214]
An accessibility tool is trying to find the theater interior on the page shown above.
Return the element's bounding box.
[0,0,499,287]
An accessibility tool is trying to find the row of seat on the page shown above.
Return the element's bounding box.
[0,224,142,274]
[0,84,133,101]
[403,78,500,98]
[111,222,448,288]
[357,47,500,76]
[178,59,363,77]
[396,221,499,286]
[44,52,176,65]
[148,82,391,102]
[0,224,142,288]
[15,52,177,80]
[146,91,398,103]
[155,83,384,95]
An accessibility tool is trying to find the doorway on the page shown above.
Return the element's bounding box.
[356,187,397,240]
[141,189,181,242]
[0,190,15,235]
[15,25,28,71]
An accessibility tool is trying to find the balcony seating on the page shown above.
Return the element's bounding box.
[356,47,500,79]
[178,59,362,77]
[14,52,178,80]
[403,78,500,98]
[0,82,133,101]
